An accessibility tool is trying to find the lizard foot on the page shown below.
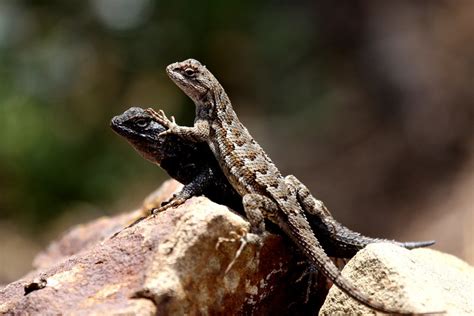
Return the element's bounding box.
[151,194,188,215]
[295,263,318,304]
[216,228,260,274]
[146,108,178,137]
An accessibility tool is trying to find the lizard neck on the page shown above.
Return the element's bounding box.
[194,86,233,122]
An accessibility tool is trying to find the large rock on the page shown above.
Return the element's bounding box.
[1,180,472,315]
[320,243,474,315]
[0,181,318,315]
[32,180,183,271]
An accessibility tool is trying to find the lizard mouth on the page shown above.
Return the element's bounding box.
[166,68,204,103]
[166,66,185,88]
[110,117,143,140]
[111,123,162,150]
[166,63,180,79]
[110,117,134,138]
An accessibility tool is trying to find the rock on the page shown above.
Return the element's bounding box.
[33,179,183,270]
[319,243,474,315]
[2,180,470,315]
[0,181,319,315]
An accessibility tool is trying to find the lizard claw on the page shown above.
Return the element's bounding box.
[216,228,260,274]
[295,264,318,304]
[148,109,179,137]
[157,129,172,137]
[147,108,176,128]
[151,194,187,214]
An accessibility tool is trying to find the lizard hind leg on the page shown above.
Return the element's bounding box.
[241,193,279,234]
[284,175,332,218]
[295,262,319,304]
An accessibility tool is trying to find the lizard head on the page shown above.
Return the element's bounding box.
[110,107,168,164]
[166,59,219,104]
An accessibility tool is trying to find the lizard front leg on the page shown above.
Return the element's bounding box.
[152,168,215,213]
[146,108,209,143]
[218,194,279,273]
[221,193,278,245]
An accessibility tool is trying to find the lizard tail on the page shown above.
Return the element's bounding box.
[284,214,443,314]
[397,240,436,249]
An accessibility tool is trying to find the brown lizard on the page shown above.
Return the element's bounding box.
[111,106,434,258]
[147,59,440,314]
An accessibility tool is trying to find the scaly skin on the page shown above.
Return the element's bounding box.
[111,107,434,258]
[146,58,439,314]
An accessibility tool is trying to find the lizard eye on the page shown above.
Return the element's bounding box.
[135,118,149,128]
[183,67,196,77]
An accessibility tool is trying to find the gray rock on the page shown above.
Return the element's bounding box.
[320,243,474,315]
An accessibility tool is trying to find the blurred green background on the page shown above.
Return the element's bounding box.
[0,0,473,283]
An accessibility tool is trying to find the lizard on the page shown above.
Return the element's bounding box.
[145,58,440,314]
[111,106,242,212]
[111,106,434,259]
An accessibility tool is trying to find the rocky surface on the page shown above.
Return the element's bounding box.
[320,243,474,315]
[1,180,472,315]
[32,180,182,271]
[0,180,317,315]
